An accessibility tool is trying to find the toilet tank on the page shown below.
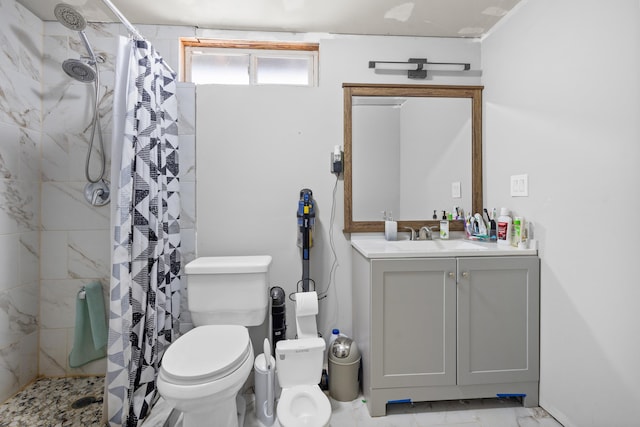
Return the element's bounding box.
[186,256,272,326]
[275,337,325,388]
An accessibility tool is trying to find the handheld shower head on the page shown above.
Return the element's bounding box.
[54,3,87,32]
[62,58,96,83]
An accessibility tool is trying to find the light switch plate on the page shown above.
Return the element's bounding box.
[451,181,461,198]
[510,174,528,197]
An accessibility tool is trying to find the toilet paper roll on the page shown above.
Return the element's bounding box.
[295,291,318,317]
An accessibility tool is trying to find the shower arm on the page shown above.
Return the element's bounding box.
[100,0,144,40]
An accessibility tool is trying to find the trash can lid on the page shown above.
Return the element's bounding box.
[329,336,360,363]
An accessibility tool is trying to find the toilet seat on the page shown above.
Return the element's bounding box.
[278,385,331,427]
[161,325,251,385]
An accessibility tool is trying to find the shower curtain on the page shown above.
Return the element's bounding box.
[106,36,181,427]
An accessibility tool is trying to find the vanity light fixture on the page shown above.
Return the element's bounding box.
[368,58,471,79]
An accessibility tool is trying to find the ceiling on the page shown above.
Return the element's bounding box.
[18,0,522,38]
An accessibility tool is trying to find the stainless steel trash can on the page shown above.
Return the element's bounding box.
[328,336,361,401]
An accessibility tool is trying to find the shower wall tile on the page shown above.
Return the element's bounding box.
[40,279,84,330]
[0,0,42,83]
[39,328,67,377]
[0,235,20,294]
[0,283,38,346]
[67,230,110,281]
[19,232,39,286]
[0,69,41,131]
[179,134,196,182]
[41,182,110,230]
[43,35,70,87]
[0,0,40,399]
[177,84,196,136]
[0,341,21,402]
[179,182,196,230]
[41,231,68,279]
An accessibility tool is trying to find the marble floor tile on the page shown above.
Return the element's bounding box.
[0,376,104,426]
[1,378,564,427]
[146,390,564,427]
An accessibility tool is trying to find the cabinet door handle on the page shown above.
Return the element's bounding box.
[448,272,455,278]
[461,271,469,278]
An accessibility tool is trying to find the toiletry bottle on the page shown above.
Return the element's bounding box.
[512,217,521,247]
[497,208,512,246]
[383,211,397,241]
[440,220,449,240]
[512,217,525,247]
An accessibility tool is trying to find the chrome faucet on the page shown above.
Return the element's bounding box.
[419,226,438,240]
[403,226,417,241]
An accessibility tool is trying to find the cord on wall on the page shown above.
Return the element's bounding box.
[318,174,339,300]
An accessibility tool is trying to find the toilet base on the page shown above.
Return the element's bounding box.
[174,393,246,427]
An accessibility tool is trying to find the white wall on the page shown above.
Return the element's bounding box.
[482,1,640,426]
[196,35,481,342]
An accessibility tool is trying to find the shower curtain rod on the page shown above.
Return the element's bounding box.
[101,0,144,40]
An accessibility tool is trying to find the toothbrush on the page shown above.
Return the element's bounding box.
[483,208,491,224]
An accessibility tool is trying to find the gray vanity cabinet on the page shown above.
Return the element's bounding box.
[352,249,540,417]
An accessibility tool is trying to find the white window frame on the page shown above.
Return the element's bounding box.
[182,39,319,87]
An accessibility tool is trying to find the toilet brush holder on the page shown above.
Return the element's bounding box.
[254,352,276,426]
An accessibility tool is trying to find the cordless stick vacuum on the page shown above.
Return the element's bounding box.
[297,189,315,292]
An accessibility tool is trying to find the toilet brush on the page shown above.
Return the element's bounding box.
[262,338,275,426]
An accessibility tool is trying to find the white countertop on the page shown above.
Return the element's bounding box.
[351,235,538,259]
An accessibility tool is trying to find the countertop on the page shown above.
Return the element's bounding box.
[351,235,538,259]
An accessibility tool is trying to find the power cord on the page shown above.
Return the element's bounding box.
[317,174,339,300]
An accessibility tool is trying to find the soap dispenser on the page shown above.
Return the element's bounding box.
[383,211,397,241]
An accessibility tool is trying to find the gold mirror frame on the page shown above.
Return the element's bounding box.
[343,83,483,233]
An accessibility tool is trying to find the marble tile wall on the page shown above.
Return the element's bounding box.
[0,0,42,402]
[40,20,197,376]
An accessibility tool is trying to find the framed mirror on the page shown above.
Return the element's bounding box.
[343,83,483,233]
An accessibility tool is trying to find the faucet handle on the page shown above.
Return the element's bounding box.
[419,225,438,240]
[403,226,417,241]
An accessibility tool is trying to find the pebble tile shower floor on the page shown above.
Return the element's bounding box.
[0,376,104,426]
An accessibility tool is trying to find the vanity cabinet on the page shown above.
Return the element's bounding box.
[352,250,540,417]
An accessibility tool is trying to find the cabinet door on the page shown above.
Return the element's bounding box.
[371,258,457,388]
[457,256,540,385]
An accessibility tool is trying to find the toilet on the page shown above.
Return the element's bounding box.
[157,255,272,427]
[276,338,331,427]
[275,291,331,427]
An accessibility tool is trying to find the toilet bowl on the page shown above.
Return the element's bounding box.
[157,325,253,427]
[157,256,272,427]
[278,384,331,427]
[275,337,331,427]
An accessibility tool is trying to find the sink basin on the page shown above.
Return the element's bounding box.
[389,239,488,252]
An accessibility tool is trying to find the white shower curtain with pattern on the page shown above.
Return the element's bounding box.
[106,36,181,427]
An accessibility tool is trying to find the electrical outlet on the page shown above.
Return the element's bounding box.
[510,174,528,197]
[451,181,461,198]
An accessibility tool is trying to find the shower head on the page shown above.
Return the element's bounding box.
[54,3,87,32]
[62,58,96,83]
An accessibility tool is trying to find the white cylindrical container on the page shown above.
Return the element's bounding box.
[384,220,397,241]
[497,208,512,246]
[254,353,277,426]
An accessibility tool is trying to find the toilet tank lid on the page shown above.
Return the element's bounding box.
[186,256,272,274]
[276,337,325,354]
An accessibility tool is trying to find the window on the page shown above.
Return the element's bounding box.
[182,39,319,86]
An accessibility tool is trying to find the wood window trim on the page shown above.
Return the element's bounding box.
[180,38,319,82]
